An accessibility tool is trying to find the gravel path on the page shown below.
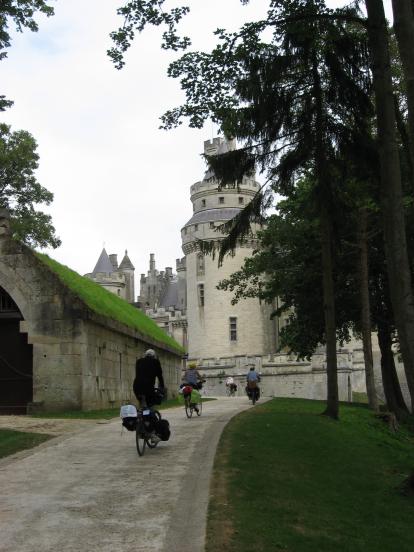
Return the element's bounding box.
[0,397,254,552]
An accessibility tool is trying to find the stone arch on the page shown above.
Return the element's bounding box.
[0,263,32,324]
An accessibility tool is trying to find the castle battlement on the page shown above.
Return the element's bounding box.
[176,257,186,271]
[203,136,236,156]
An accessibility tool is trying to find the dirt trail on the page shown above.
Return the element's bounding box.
[0,397,254,552]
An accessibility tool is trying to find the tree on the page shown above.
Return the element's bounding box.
[364,0,414,410]
[391,0,414,171]
[0,1,54,106]
[0,123,60,249]
[0,0,54,61]
[110,0,374,419]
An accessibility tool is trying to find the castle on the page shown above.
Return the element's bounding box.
[86,137,411,403]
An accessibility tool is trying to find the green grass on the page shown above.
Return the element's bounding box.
[31,397,216,419]
[352,391,369,403]
[35,253,183,354]
[0,429,52,459]
[207,398,414,552]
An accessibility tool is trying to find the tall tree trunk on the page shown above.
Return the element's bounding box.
[320,205,339,419]
[394,94,414,184]
[377,319,409,419]
[358,208,379,411]
[313,55,339,419]
[365,0,414,411]
[392,0,414,168]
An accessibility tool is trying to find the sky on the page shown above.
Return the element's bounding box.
[1,0,393,291]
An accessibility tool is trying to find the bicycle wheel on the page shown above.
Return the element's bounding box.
[136,420,146,456]
[251,389,256,405]
[185,397,193,418]
[196,399,202,416]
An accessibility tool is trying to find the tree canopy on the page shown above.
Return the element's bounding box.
[0,0,54,60]
[0,123,60,249]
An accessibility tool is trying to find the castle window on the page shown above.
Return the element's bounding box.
[202,199,206,207]
[197,253,205,276]
[117,289,120,296]
[229,317,237,341]
[239,197,244,205]
[210,222,214,229]
[194,224,198,231]
[219,196,225,204]
[198,284,205,307]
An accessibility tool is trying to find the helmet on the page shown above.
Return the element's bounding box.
[144,349,156,357]
[188,361,197,369]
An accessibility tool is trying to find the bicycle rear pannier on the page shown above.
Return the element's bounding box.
[120,404,138,431]
[155,419,170,441]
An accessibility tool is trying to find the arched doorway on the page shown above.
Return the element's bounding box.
[0,286,33,414]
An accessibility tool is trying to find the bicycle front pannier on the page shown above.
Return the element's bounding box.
[155,419,170,441]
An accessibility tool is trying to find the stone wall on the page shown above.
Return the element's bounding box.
[0,235,182,412]
[199,360,362,402]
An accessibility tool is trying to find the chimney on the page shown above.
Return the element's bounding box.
[150,253,155,271]
[109,254,118,269]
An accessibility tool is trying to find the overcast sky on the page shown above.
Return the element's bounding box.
[1,0,393,292]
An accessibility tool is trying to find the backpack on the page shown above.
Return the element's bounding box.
[155,419,171,441]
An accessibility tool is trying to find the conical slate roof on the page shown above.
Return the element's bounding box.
[92,248,115,275]
[119,250,135,270]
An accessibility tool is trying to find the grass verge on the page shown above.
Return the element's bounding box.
[206,398,414,552]
[31,397,216,419]
[0,429,52,459]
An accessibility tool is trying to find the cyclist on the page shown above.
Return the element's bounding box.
[246,365,260,402]
[183,361,203,390]
[225,375,237,396]
[182,361,203,414]
[133,349,165,408]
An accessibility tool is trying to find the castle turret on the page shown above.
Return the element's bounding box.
[118,250,135,302]
[182,137,275,359]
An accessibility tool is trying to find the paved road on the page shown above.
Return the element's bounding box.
[0,397,254,552]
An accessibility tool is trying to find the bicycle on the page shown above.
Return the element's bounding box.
[135,406,162,457]
[184,393,202,418]
[181,384,203,418]
[226,383,237,397]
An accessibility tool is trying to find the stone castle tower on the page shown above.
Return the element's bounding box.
[181,137,277,360]
[138,253,174,309]
[85,248,135,302]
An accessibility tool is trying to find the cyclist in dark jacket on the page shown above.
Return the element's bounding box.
[133,349,165,407]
